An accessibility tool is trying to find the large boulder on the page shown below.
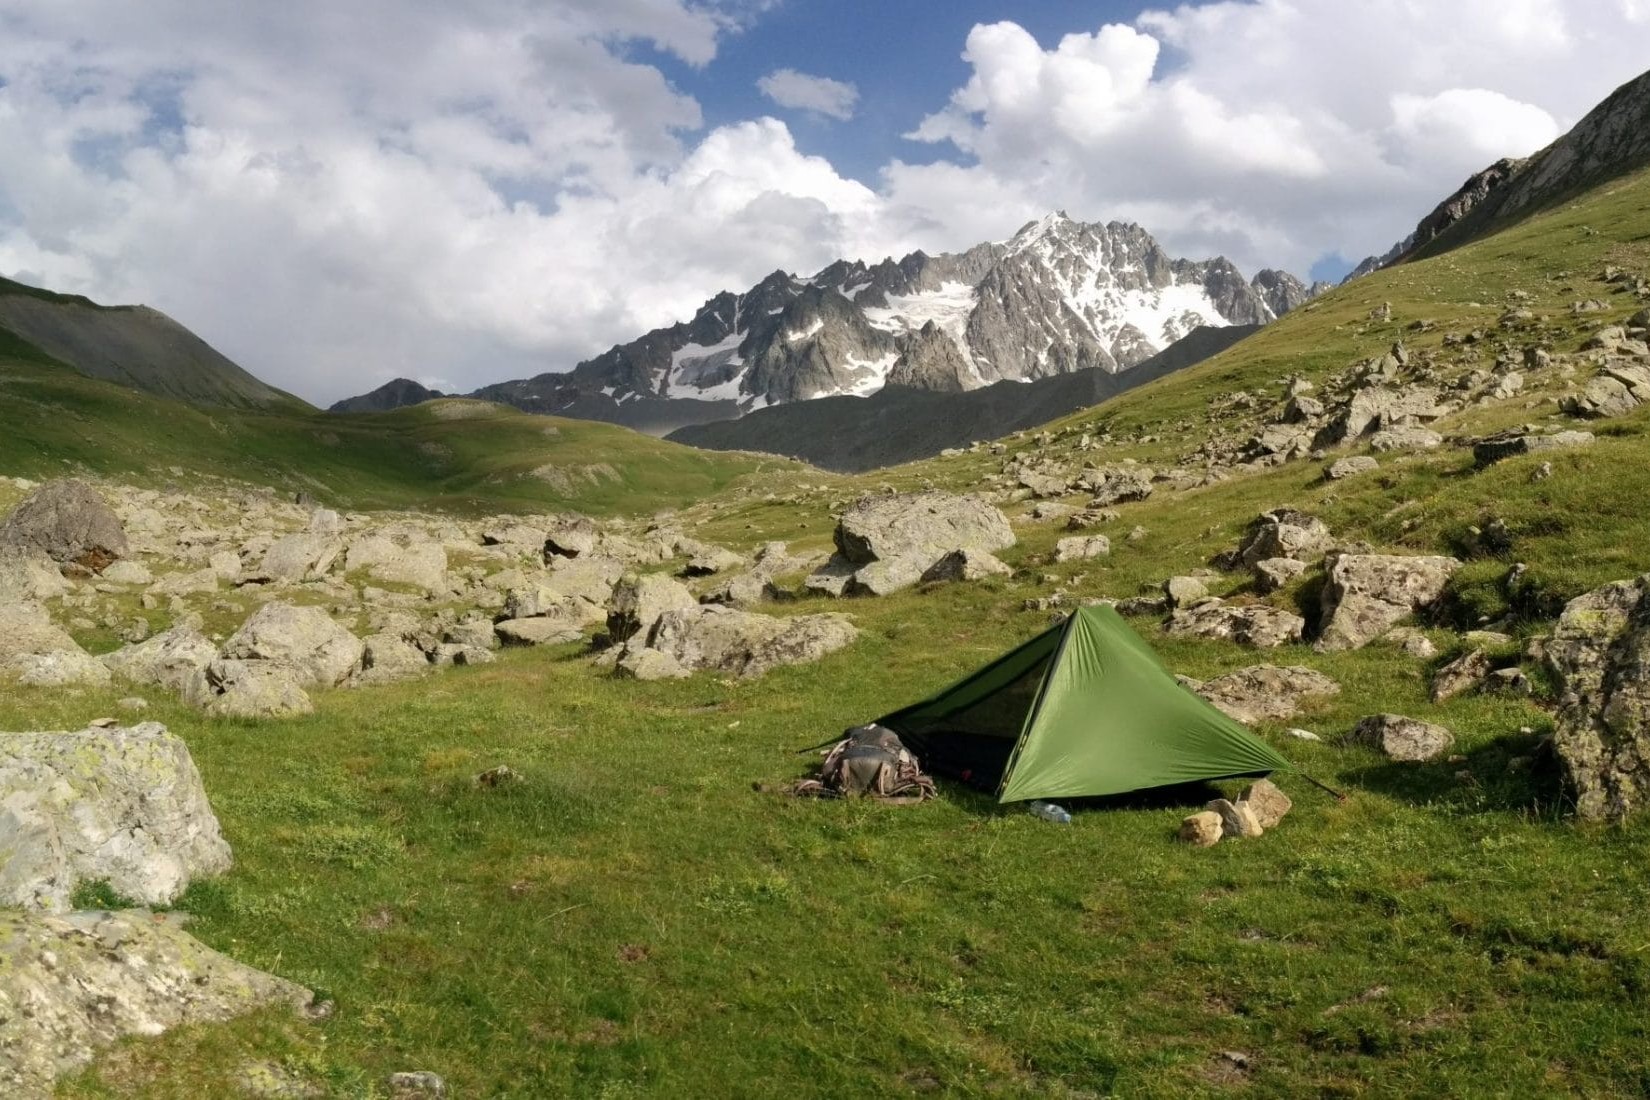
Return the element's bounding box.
[0,909,311,1097]
[1315,554,1461,652]
[1238,510,1332,567]
[220,602,364,687]
[642,606,858,679]
[347,633,433,686]
[185,659,314,719]
[0,722,232,912]
[0,479,127,571]
[1350,714,1454,762]
[921,548,1013,583]
[816,492,1015,597]
[607,573,698,645]
[9,650,112,688]
[1193,665,1341,724]
[544,555,625,605]
[345,535,448,593]
[1544,576,1650,820]
[1164,600,1306,649]
[102,623,219,694]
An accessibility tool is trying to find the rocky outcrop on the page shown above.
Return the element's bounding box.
[1544,576,1650,820]
[1237,510,1332,567]
[0,722,232,912]
[1315,554,1461,652]
[220,602,365,687]
[639,606,858,679]
[0,479,127,572]
[607,574,699,644]
[0,909,311,1097]
[1192,665,1341,724]
[810,492,1014,597]
[1563,363,1650,419]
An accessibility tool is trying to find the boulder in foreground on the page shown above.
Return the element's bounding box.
[0,478,128,572]
[0,722,232,912]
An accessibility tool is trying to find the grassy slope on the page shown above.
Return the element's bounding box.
[0,346,784,517]
[2,170,1647,1096]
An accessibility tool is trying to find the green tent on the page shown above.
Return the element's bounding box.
[875,604,1291,803]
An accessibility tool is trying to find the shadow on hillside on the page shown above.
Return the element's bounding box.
[1344,729,1571,820]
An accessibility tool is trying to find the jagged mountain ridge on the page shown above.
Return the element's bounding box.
[464,213,1320,424]
[1346,66,1650,280]
[328,377,446,414]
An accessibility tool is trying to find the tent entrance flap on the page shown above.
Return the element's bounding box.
[874,606,1291,804]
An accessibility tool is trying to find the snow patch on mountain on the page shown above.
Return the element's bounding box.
[666,329,746,401]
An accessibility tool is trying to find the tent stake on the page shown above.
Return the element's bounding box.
[1298,772,1348,802]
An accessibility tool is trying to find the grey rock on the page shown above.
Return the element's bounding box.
[495,618,584,646]
[921,547,1013,583]
[1351,714,1454,761]
[10,650,112,688]
[0,478,128,570]
[1544,576,1650,820]
[348,634,432,686]
[834,491,1015,568]
[1383,627,1439,660]
[1473,429,1595,465]
[1053,535,1111,563]
[102,624,218,694]
[544,514,601,558]
[644,605,858,679]
[1163,575,1208,608]
[258,533,340,582]
[802,558,857,598]
[1430,649,1493,703]
[1368,425,1443,452]
[607,573,700,644]
[1164,600,1306,649]
[1325,455,1379,480]
[100,560,152,586]
[147,567,221,597]
[0,546,71,603]
[1238,509,1332,566]
[1315,554,1461,652]
[1194,665,1341,724]
[0,722,232,911]
[387,1070,449,1098]
[615,647,691,681]
[222,602,364,687]
[0,602,85,665]
[1085,468,1154,507]
[187,659,314,719]
[1239,779,1292,829]
[845,556,927,596]
[683,546,744,577]
[443,620,499,650]
[0,908,310,1097]
[1252,557,1309,593]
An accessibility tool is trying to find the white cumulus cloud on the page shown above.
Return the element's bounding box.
[757,69,860,121]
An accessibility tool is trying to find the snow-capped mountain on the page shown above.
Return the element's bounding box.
[469,213,1320,423]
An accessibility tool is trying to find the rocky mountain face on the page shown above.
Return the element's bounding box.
[0,277,298,410]
[327,378,445,414]
[1347,66,1650,279]
[668,324,1261,472]
[388,214,1318,432]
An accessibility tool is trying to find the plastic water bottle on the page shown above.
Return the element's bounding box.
[1028,800,1072,824]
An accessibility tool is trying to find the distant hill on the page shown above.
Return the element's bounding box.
[328,377,446,414]
[667,324,1259,472]
[0,276,301,410]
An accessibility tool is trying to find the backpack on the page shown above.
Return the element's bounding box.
[794,724,937,803]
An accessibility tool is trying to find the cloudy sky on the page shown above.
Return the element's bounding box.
[1,0,1647,405]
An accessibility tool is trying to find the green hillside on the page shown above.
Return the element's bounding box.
[0,346,788,517]
[3,170,1649,1097]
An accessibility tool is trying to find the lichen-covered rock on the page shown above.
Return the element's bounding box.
[0,478,128,571]
[1193,665,1341,724]
[9,650,112,688]
[1315,554,1461,652]
[815,491,1015,597]
[1252,556,1309,593]
[643,605,858,679]
[1544,576,1650,820]
[347,633,432,686]
[102,623,218,694]
[0,722,232,911]
[1351,714,1454,762]
[257,532,341,582]
[0,908,310,1097]
[1164,600,1306,649]
[221,602,364,687]
[1163,575,1208,608]
[844,556,926,596]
